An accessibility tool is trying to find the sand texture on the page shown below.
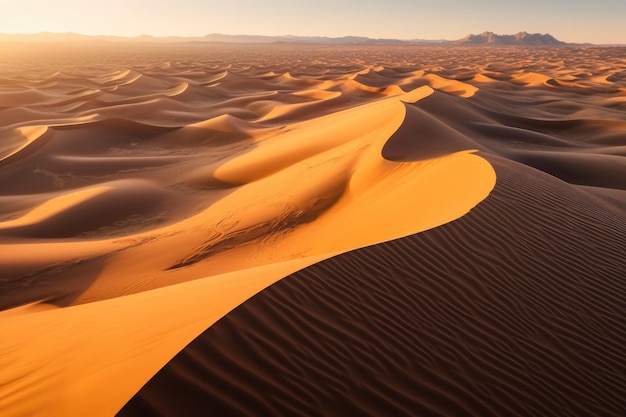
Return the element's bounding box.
[0,42,624,416]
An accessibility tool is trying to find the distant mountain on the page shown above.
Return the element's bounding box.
[0,32,412,44]
[455,31,566,46]
[198,34,410,44]
[0,32,162,43]
[0,31,582,46]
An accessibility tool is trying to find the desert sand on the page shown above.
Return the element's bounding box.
[0,42,624,416]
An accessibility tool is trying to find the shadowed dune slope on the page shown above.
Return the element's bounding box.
[120,155,625,417]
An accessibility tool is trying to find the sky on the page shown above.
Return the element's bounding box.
[1,0,625,44]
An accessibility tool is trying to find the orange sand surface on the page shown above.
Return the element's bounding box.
[0,42,624,417]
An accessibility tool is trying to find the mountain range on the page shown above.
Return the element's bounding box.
[456,31,566,46]
[0,31,588,46]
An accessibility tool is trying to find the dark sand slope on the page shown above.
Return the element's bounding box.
[120,156,625,417]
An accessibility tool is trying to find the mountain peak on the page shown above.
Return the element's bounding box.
[458,31,565,46]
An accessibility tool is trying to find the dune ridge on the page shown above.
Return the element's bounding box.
[0,42,624,416]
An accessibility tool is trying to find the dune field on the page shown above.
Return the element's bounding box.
[0,42,624,416]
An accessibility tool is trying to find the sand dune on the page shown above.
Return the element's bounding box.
[0,42,624,416]
[121,157,625,417]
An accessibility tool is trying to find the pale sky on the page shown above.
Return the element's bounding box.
[1,0,625,44]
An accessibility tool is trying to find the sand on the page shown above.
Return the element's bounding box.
[0,42,624,417]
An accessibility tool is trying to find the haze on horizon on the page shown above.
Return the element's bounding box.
[1,0,625,44]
